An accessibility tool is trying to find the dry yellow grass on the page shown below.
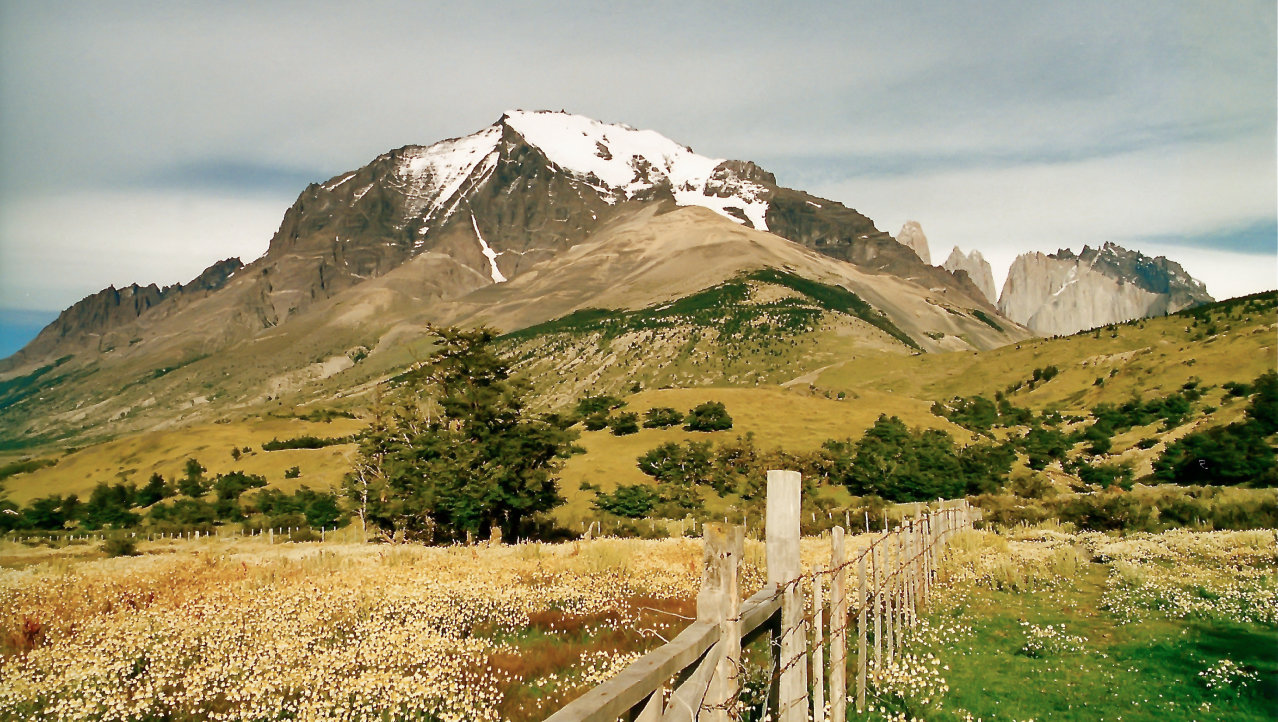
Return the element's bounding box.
[556,386,968,520]
[816,308,1276,412]
[2,416,366,505]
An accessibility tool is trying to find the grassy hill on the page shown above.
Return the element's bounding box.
[0,290,1273,529]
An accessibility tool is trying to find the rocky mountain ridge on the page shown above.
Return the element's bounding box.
[941,247,998,304]
[997,242,1214,336]
[0,111,1030,450]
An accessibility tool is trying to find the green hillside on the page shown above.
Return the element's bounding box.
[1,290,1273,534]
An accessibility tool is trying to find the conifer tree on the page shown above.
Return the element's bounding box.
[346,326,577,542]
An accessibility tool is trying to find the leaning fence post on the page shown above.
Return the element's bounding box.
[830,527,847,722]
[700,523,743,722]
[766,469,806,722]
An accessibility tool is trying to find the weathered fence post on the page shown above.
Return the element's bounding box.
[856,553,867,712]
[766,469,806,722]
[884,539,895,666]
[697,523,743,722]
[810,564,824,720]
[829,527,847,722]
[872,539,882,670]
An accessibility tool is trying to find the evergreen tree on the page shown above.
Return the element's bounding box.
[345,326,577,542]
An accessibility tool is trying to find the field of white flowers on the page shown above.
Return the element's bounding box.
[0,536,768,721]
[1,526,1274,721]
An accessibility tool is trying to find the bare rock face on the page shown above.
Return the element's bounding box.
[998,242,1213,336]
[894,221,931,265]
[942,247,997,303]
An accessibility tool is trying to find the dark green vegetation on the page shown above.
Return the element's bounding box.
[1155,370,1278,486]
[0,457,57,481]
[621,418,1015,517]
[503,269,917,349]
[0,355,73,412]
[977,484,1278,531]
[261,434,353,451]
[344,326,579,542]
[1,465,344,533]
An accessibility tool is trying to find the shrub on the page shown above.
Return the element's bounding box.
[284,466,301,479]
[261,435,350,451]
[593,484,660,518]
[642,407,684,428]
[102,535,137,557]
[582,412,610,431]
[575,395,625,417]
[608,412,640,436]
[684,402,733,432]
[1073,459,1135,490]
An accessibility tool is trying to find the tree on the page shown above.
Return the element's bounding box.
[81,483,140,530]
[178,458,209,497]
[345,326,577,542]
[135,473,171,507]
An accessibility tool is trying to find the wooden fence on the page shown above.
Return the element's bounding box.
[3,526,342,544]
[544,470,979,722]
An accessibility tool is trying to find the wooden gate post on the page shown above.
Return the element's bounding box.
[766,470,806,722]
[829,527,847,722]
[899,529,909,631]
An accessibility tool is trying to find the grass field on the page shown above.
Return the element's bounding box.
[853,527,1278,721]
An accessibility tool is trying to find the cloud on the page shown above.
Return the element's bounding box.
[0,0,1273,309]
[0,190,283,311]
[806,131,1276,299]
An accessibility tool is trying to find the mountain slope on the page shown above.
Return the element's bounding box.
[0,111,1030,450]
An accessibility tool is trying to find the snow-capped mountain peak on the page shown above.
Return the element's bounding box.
[501,110,769,230]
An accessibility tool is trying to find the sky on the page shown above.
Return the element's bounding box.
[0,1,1274,343]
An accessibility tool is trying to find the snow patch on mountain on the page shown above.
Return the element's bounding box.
[503,110,770,230]
[397,125,502,224]
[471,213,506,283]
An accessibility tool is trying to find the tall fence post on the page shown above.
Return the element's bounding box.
[856,553,867,712]
[829,527,847,722]
[811,564,825,720]
[698,523,743,722]
[872,540,883,670]
[766,469,805,722]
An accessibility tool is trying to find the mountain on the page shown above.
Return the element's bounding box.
[0,110,1028,449]
[998,242,1214,336]
[6,259,244,366]
[942,247,997,303]
[894,221,931,265]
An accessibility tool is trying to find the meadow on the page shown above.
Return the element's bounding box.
[1,524,1273,721]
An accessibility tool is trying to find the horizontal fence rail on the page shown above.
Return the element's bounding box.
[543,470,979,722]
